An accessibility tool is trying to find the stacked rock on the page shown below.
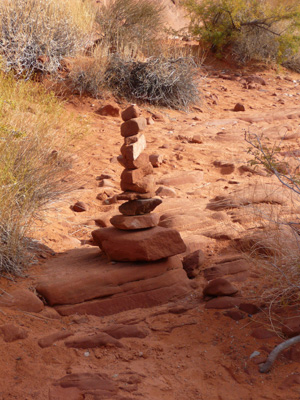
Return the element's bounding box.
[92,105,186,262]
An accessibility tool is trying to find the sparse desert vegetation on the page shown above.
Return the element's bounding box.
[0,0,300,398]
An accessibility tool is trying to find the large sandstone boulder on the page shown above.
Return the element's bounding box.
[36,250,192,316]
[92,226,186,261]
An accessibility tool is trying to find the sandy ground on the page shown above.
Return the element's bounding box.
[1,59,300,399]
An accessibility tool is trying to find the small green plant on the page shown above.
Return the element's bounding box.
[183,0,300,63]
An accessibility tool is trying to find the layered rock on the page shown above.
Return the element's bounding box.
[92,104,186,263]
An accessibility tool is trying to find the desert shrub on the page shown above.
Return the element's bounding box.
[245,131,300,313]
[283,51,300,73]
[104,54,200,110]
[0,0,95,79]
[183,0,300,63]
[0,73,81,276]
[95,0,165,55]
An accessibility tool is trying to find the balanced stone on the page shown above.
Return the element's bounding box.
[121,134,146,161]
[120,175,155,194]
[117,153,150,169]
[92,226,186,261]
[121,105,141,122]
[121,117,147,138]
[120,163,153,184]
[117,191,155,201]
[110,214,159,230]
[119,198,162,216]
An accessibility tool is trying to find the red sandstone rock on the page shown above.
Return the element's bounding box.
[121,105,141,121]
[120,163,153,184]
[102,324,150,339]
[55,372,117,392]
[203,278,238,297]
[223,310,245,321]
[92,226,186,261]
[203,259,250,280]
[251,327,276,339]
[0,324,28,342]
[157,171,203,186]
[233,103,245,112]
[205,296,242,309]
[156,186,177,198]
[116,191,155,201]
[119,198,162,216]
[0,289,44,313]
[117,152,150,169]
[182,249,205,278]
[121,117,147,138]
[36,253,190,307]
[65,332,123,348]
[110,214,159,230]
[120,134,146,161]
[149,154,164,167]
[38,330,73,348]
[239,303,261,315]
[120,174,155,194]
[96,104,120,117]
[72,201,88,212]
[282,317,300,338]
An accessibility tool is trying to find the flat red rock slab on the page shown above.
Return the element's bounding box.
[36,250,192,317]
[205,296,242,309]
[92,226,186,261]
[110,214,159,230]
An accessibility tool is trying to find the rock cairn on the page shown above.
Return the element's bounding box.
[92,105,186,262]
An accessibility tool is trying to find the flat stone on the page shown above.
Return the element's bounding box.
[117,152,150,169]
[65,332,123,349]
[116,191,155,201]
[36,252,191,316]
[203,278,238,297]
[121,105,141,121]
[54,372,117,393]
[38,330,73,348]
[157,171,203,187]
[120,134,146,161]
[205,296,242,309]
[156,186,177,198]
[119,198,162,216]
[204,259,250,280]
[120,163,153,184]
[102,324,149,339]
[251,327,276,339]
[110,214,159,230]
[0,289,44,313]
[92,226,186,261]
[120,174,155,194]
[121,117,147,137]
[0,324,28,342]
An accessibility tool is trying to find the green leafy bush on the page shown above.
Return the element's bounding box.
[183,0,300,63]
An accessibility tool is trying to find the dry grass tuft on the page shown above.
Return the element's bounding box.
[0,72,86,276]
[104,54,201,110]
[0,0,95,78]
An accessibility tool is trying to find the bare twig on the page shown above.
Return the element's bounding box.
[260,335,300,373]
